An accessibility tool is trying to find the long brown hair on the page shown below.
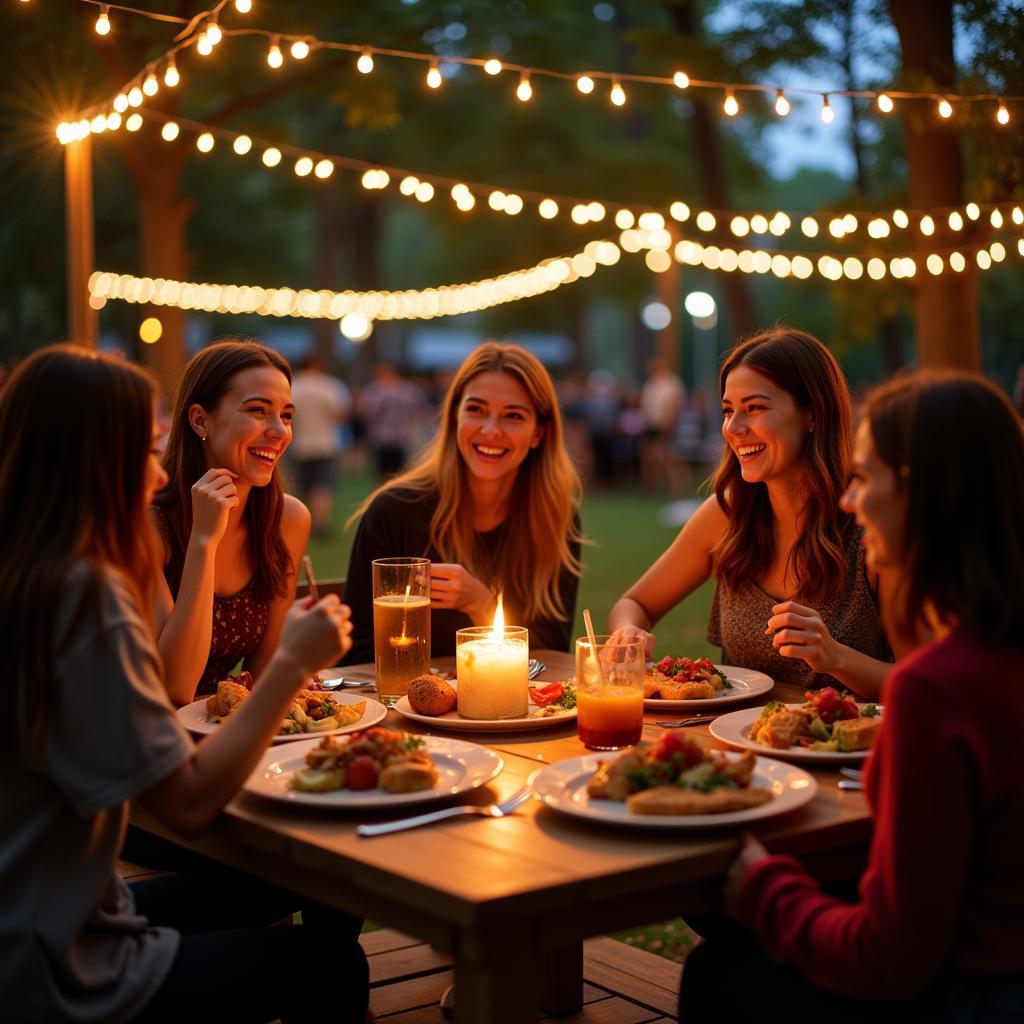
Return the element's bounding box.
[711,327,854,605]
[154,339,293,603]
[0,345,159,752]
[865,370,1024,645]
[353,343,583,623]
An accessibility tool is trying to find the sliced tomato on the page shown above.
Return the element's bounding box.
[653,731,705,767]
[344,755,378,790]
[529,683,565,707]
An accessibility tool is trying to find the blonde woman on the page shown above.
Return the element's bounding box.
[343,343,583,662]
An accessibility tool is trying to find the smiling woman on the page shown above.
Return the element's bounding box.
[342,342,583,662]
[151,340,312,705]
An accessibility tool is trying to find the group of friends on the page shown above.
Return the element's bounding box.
[1,328,1021,1022]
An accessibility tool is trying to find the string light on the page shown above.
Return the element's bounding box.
[483,58,502,75]
[426,61,442,89]
[314,158,333,179]
[991,209,1004,229]
[576,74,594,95]
[234,0,252,12]
[820,95,834,124]
[290,39,310,60]
[233,134,252,155]
[801,216,819,238]
[142,71,158,96]
[196,32,214,57]
[723,89,739,117]
[610,79,626,107]
[205,17,222,47]
[997,102,1010,125]
[125,112,142,131]
[267,37,283,69]
[669,202,690,222]
[127,86,143,107]
[196,131,214,151]
[938,98,953,119]
[95,5,110,35]
[965,202,981,220]
[516,72,532,102]
[161,121,179,141]
[673,71,689,89]
[164,59,179,87]
[774,89,790,116]
[294,156,313,176]
[262,147,281,167]
[877,93,894,113]
[357,49,373,74]
[113,94,128,113]
[948,211,964,231]
[920,215,935,236]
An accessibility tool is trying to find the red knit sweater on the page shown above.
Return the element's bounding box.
[737,628,1024,1000]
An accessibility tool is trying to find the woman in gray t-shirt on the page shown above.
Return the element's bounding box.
[0,346,366,1023]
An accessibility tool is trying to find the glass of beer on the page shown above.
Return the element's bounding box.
[372,557,431,705]
[575,634,644,750]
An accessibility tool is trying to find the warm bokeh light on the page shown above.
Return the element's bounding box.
[877,93,894,113]
[196,131,214,152]
[820,96,834,123]
[291,40,310,60]
[95,6,110,35]
[262,147,282,167]
[233,135,252,155]
[673,71,689,89]
[161,121,180,142]
[610,80,626,106]
[139,317,162,344]
[483,58,502,75]
[357,50,374,74]
[723,90,739,117]
[516,73,532,102]
[267,39,283,69]
[576,75,594,94]
[774,90,790,116]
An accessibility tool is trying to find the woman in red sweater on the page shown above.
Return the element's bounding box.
[678,370,1024,1022]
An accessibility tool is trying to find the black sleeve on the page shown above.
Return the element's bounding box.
[525,526,581,654]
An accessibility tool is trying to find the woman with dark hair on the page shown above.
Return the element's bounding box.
[609,327,899,697]
[679,370,1024,1021]
[0,345,367,1023]
[343,342,583,663]
[153,339,310,705]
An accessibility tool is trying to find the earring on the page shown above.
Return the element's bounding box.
[201,434,208,441]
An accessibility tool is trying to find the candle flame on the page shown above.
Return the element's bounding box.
[490,593,505,640]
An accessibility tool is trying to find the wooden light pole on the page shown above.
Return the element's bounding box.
[65,134,98,347]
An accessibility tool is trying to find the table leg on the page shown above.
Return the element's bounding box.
[540,942,584,1015]
[454,929,541,1024]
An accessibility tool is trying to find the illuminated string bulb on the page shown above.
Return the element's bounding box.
[867,217,891,239]
[262,147,282,167]
[205,17,222,46]
[792,255,813,279]
[723,89,739,117]
[965,202,980,220]
[769,212,790,236]
[454,187,476,211]
[95,5,110,35]
[128,86,143,107]
[695,210,716,232]
[361,168,388,188]
[669,201,690,222]
[945,210,963,230]
[801,216,819,238]
[142,72,158,96]
[114,93,129,113]
[267,37,284,69]
[587,201,606,222]
[161,121,180,141]
[294,156,313,176]
[990,241,1006,262]
[892,209,909,229]
[483,58,502,75]
[538,198,559,219]
[230,134,250,155]
[235,0,252,12]
[919,214,935,236]
[291,39,311,60]
[414,180,433,201]
[1013,206,1024,226]
[516,72,532,102]
[196,33,213,57]
[996,102,1009,125]
[750,213,768,234]
[614,209,634,229]
[867,258,886,280]
[938,98,953,119]
[576,75,594,94]
[877,93,894,113]
[821,95,834,124]
[610,79,626,107]
[123,113,142,132]
[504,193,523,215]
[927,254,944,275]
[105,112,121,130]
[774,89,790,117]
[400,176,419,196]
[90,114,106,134]
[829,217,846,239]
[976,249,991,270]
[646,249,671,273]
[488,190,506,211]
[638,212,664,230]
[571,203,589,224]
[357,49,374,73]
[426,61,443,89]
[730,216,750,237]
[673,71,689,89]
[164,60,180,87]
[196,131,214,151]
[949,252,966,272]
[843,213,857,233]
[990,208,1004,229]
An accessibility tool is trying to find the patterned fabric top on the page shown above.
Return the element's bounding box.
[196,577,268,697]
[706,524,892,688]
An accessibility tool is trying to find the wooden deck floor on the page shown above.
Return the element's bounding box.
[363,927,680,1023]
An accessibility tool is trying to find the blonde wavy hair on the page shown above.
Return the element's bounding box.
[353,343,583,623]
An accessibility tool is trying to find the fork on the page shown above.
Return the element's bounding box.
[656,716,718,728]
[356,786,533,837]
[528,659,546,680]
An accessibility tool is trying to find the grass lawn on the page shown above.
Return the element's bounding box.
[306,470,711,963]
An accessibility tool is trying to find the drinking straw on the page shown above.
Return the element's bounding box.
[582,608,607,686]
[399,582,412,641]
[301,555,319,601]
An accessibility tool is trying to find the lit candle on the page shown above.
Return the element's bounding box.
[456,596,529,720]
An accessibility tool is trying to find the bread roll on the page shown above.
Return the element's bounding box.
[407,674,457,716]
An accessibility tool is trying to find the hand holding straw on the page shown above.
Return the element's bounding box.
[583,608,607,686]
[301,555,319,602]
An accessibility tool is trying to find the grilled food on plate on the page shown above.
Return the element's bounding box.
[750,687,881,753]
[644,657,732,700]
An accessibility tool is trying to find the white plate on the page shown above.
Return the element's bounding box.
[393,680,576,733]
[243,734,503,809]
[643,664,774,710]
[710,703,882,763]
[529,753,817,829]
[177,691,388,744]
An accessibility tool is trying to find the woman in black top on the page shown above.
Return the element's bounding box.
[343,343,583,661]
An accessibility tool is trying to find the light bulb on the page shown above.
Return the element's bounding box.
[821,95,834,123]
[291,40,310,60]
[516,73,532,102]
[723,90,739,117]
[95,6,110,35]
[997,103,1009,125]
[357,50,374,74]
[196,131,214,151]
[483,58,502,75]
[233,135,252,155]
[128,86,143,107]
[673,71,689,89]
[965,202,980,220]
[877,92,893,113]
[801,216,819,238]
[938,98,953,119]
[670,201,690,221]
[126,113,143,131]
[774,89,790,116]
[234,0,252,12]
[262,147,281,167]
[113,94,128,113]
[315,159,333,179]
[426,63,443,89]
[105,112,121,130]
[576,75,594,94]
[90,114,106,134]
[196,33,213,56]
[948,211,964,231]
[919,215,935,236]
[294,156,313,176]
[161,121,180,141]
[267,39,283,69]
[164,61,180,87]
[991,208,1004,229]
[610,80,626,107]
[142,73,158,96]
[892,209,909,229]
[205,20,222,46]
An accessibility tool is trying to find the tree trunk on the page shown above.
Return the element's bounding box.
[888,0,980,370]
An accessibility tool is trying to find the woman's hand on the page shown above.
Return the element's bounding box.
[723,831,770,917]
[430,563,493,621]
[608,624,655,660]
[276,596,352,677]
[189,468,239,546]
[767,601,848,676]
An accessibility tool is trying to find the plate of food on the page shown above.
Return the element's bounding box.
[529,731,816,829]
[392,674,578,733]
[709,687,883,763]
[177,675,387,743]
[644,658,773,709]
[243,727,504,808]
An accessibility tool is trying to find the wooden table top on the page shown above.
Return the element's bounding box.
[138,650,872,942]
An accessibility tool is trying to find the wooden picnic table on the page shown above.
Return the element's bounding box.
[132,651,872,1023]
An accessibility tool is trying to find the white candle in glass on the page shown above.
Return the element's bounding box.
[456,597,529,720]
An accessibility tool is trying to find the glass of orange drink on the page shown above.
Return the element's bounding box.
[575,634,644,750]
[372,557,431,705]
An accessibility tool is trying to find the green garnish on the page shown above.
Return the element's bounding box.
[553,684,577,710]
[860,703,880,718]
[759,700,784,720]
[685,773,738,793]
